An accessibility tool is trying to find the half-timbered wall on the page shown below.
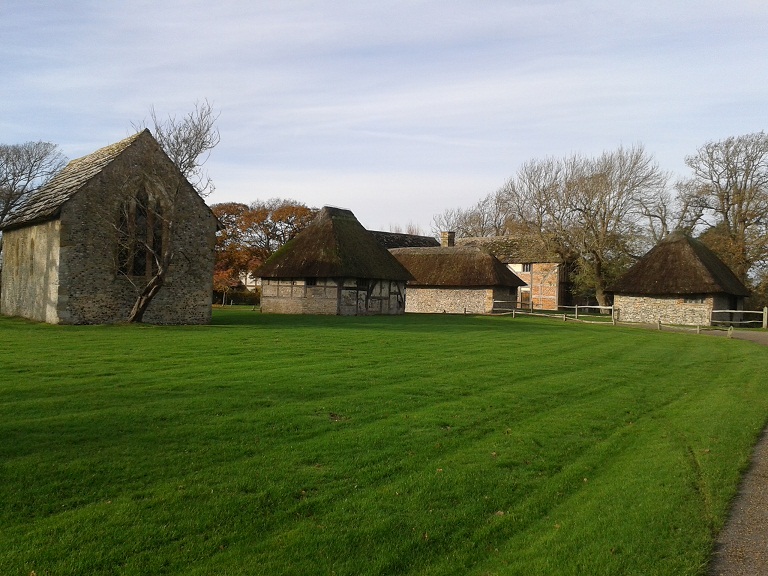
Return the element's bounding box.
[260,278,406,315]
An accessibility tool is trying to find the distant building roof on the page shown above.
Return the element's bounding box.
[1,130,150,231]
[389,246,526,288]
[370,230,440,249]
[609,233,750,297]
[255,206,413,281]
[456,235,564,264]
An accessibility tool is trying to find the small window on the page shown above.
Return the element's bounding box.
[306,277,317,286]
[684,295,705,304]
[522,263,532,273]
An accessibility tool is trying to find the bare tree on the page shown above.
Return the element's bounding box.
[389,221,424,235]
[112,101,221,322]
[431,191,511,238]
[0,141,67,226]
[682,131,768,280]
[133,99,220,197]
[498,145,668,306]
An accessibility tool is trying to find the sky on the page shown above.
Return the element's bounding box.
[3,1,768,233]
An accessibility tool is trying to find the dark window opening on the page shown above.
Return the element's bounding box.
[306,277,317,286]
[522,263,532,273]
[117,190,165,278]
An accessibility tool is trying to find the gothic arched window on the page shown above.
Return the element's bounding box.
[117,189,165,278]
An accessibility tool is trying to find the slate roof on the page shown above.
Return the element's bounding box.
[0,131,150,231]
[609,233,750,297]
[255,206,413,281]
[370,230,440,249]
[456,234,564,264]
[389,246,526,288]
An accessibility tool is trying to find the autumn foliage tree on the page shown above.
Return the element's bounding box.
[211,199,317,295]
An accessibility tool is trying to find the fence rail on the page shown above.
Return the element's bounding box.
[492,301,616,324]
[710,307,768,329]
[493,302,768,331]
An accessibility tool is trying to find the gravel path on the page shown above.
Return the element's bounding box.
[708,427,768,575]
[706,329,768,575]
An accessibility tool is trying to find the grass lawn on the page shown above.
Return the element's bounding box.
[1,309,768,575]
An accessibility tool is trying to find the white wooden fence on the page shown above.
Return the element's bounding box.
[492,301,616,324]
[710,307,768,329]
[494,300,768,330]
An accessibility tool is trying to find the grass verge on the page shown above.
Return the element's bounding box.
[1,309,767,575]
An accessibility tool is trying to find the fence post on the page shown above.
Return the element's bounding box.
[575,305,579,320]
[763,307,767,330]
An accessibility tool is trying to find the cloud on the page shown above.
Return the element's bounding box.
[3,0,768,228]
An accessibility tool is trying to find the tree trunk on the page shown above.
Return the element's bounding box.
[128,272,165,323]
[592,257,609,308]
[595,284,608,308]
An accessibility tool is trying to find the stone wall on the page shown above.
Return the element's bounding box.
[261,278,340,314]
[261,278,406,315]
[0,220,61,323]
[57,154,216,324]
[405,286,513,314]
[614,294,714,326]
[1,136,217,325]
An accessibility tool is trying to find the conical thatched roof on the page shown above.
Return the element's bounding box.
[1,130,150,231]
[609,233,749,297]
[389,246,526,288]
[255,206,413,281]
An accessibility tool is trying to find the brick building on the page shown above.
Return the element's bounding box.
[0,130,217,324]
[456,235,572,310]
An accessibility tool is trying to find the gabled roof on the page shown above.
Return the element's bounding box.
[389,246,526,288]
[255,206,413,281]
[456,234,563,264]
[370,230,440,249]
[609,233,750,297]
[0,130,151,231]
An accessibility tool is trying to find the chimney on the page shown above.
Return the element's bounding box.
[440,231,455,247]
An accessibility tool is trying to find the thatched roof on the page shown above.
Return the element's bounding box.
[389,246,526,288]
[609,233,750,297]
[456,234,563,264]
[255,206,413,281]
[1,130,150,231]
[370,230,439,249]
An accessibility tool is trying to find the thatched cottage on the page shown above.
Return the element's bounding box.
[389,245,526,314]
[456,234,572,310]
[609,233,750,326]
[256,207,412,315]
[0,130,217,324]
